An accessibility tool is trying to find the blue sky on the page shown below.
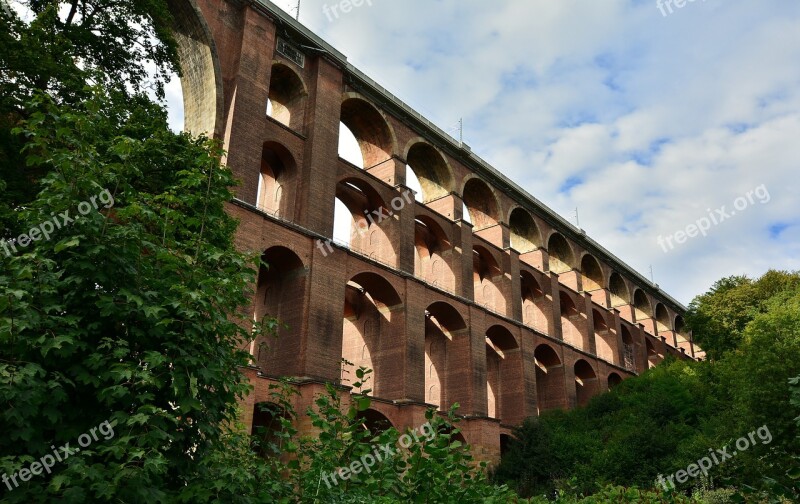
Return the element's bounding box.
[167,0,800,304]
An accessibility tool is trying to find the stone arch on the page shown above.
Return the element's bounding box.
[266,62,307,130]
[521,271,549,335]
[485,325,523,423]
[655,303,670,332]
[404,140,454,202]
[258,141,297,219]
[534,344,566,413]
[621,325,636,371]
[414,215,454,292]
[609,272,630,307]
[547,233,574,274]
[674,315,688,337]
[509,207,541,253]
[340,94,397,169]
[251,401,290,458]
[425,302,468,410]
[574,359,599,407]
[593,309,616,364]
[633,289,652,321]
[473,245,506,315]
[580,254,604,292]
[167,0,224,138]
[342,272,404,398]
[646,337,661,369]
[356,409,394,437]
[608,373,623,389]
[462,177,501,230]
[335,178,397,266]
[559,291,587,351]
[254,246,308,376]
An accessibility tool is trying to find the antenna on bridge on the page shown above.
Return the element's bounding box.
[573,207,580,228]
[458,118,463,146]
[649,265,655,283]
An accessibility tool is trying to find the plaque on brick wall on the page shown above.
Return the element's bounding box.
[276,38,305,68]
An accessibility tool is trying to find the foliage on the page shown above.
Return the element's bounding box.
[186,366,520,503]
[0,87,259,502]
[1,0,181,218]
[684,271,800,360]
[496,271,800,502]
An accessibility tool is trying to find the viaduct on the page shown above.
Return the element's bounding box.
[168,0,704,461]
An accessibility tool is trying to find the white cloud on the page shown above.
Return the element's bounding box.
[167,0,800,303]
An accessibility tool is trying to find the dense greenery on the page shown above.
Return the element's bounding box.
[191,369,519,503]
[496,271,800,502]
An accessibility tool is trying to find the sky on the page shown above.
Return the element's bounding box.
[166,0,800,305]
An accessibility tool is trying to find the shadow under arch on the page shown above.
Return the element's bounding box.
[167,0,224,138]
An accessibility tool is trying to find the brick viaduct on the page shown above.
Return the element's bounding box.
[169,0,703,461]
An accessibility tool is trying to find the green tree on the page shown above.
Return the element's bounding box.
[0,88,260,502]
[685,271,800,360]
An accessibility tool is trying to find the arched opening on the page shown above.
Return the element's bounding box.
[258,142,296,218]
[334,178,397,266]
[414,216,455,292]
[674,315,691,353]
[425,302,468,410]
[251,401,290,458]
[406,142,453,203]
[485,326,522,423]
[342,273,404,398]
[253,247,307,376]
[593,309,616,363]
[609,273,630,308]
[574,360,599,407]
[406,166,423,203]
[559,291,587,350]
[655,304,670,333]
[340,97,394,170]
[646,338,660,369]
[608,373,623,389]
[338,122,363,167]
[500,434,514,457]
[462,178,500,230]
[621,326,636,371]
[633,289,652,322]
[675,315,688,337]
[356,409,394,438]
[167,0,222,137]
[547,233,574,274]
[509,208,541,253]
[473,246,506,315]
[580,254,604,292]
[534,344,566,414]
[521,271,549,335]
[266,63,307,130]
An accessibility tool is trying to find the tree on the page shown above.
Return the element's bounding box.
[0,87,261,502]
[0,1,265,500]
[685,270,800,359]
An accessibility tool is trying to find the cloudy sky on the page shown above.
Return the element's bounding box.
[168,0,800,304]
